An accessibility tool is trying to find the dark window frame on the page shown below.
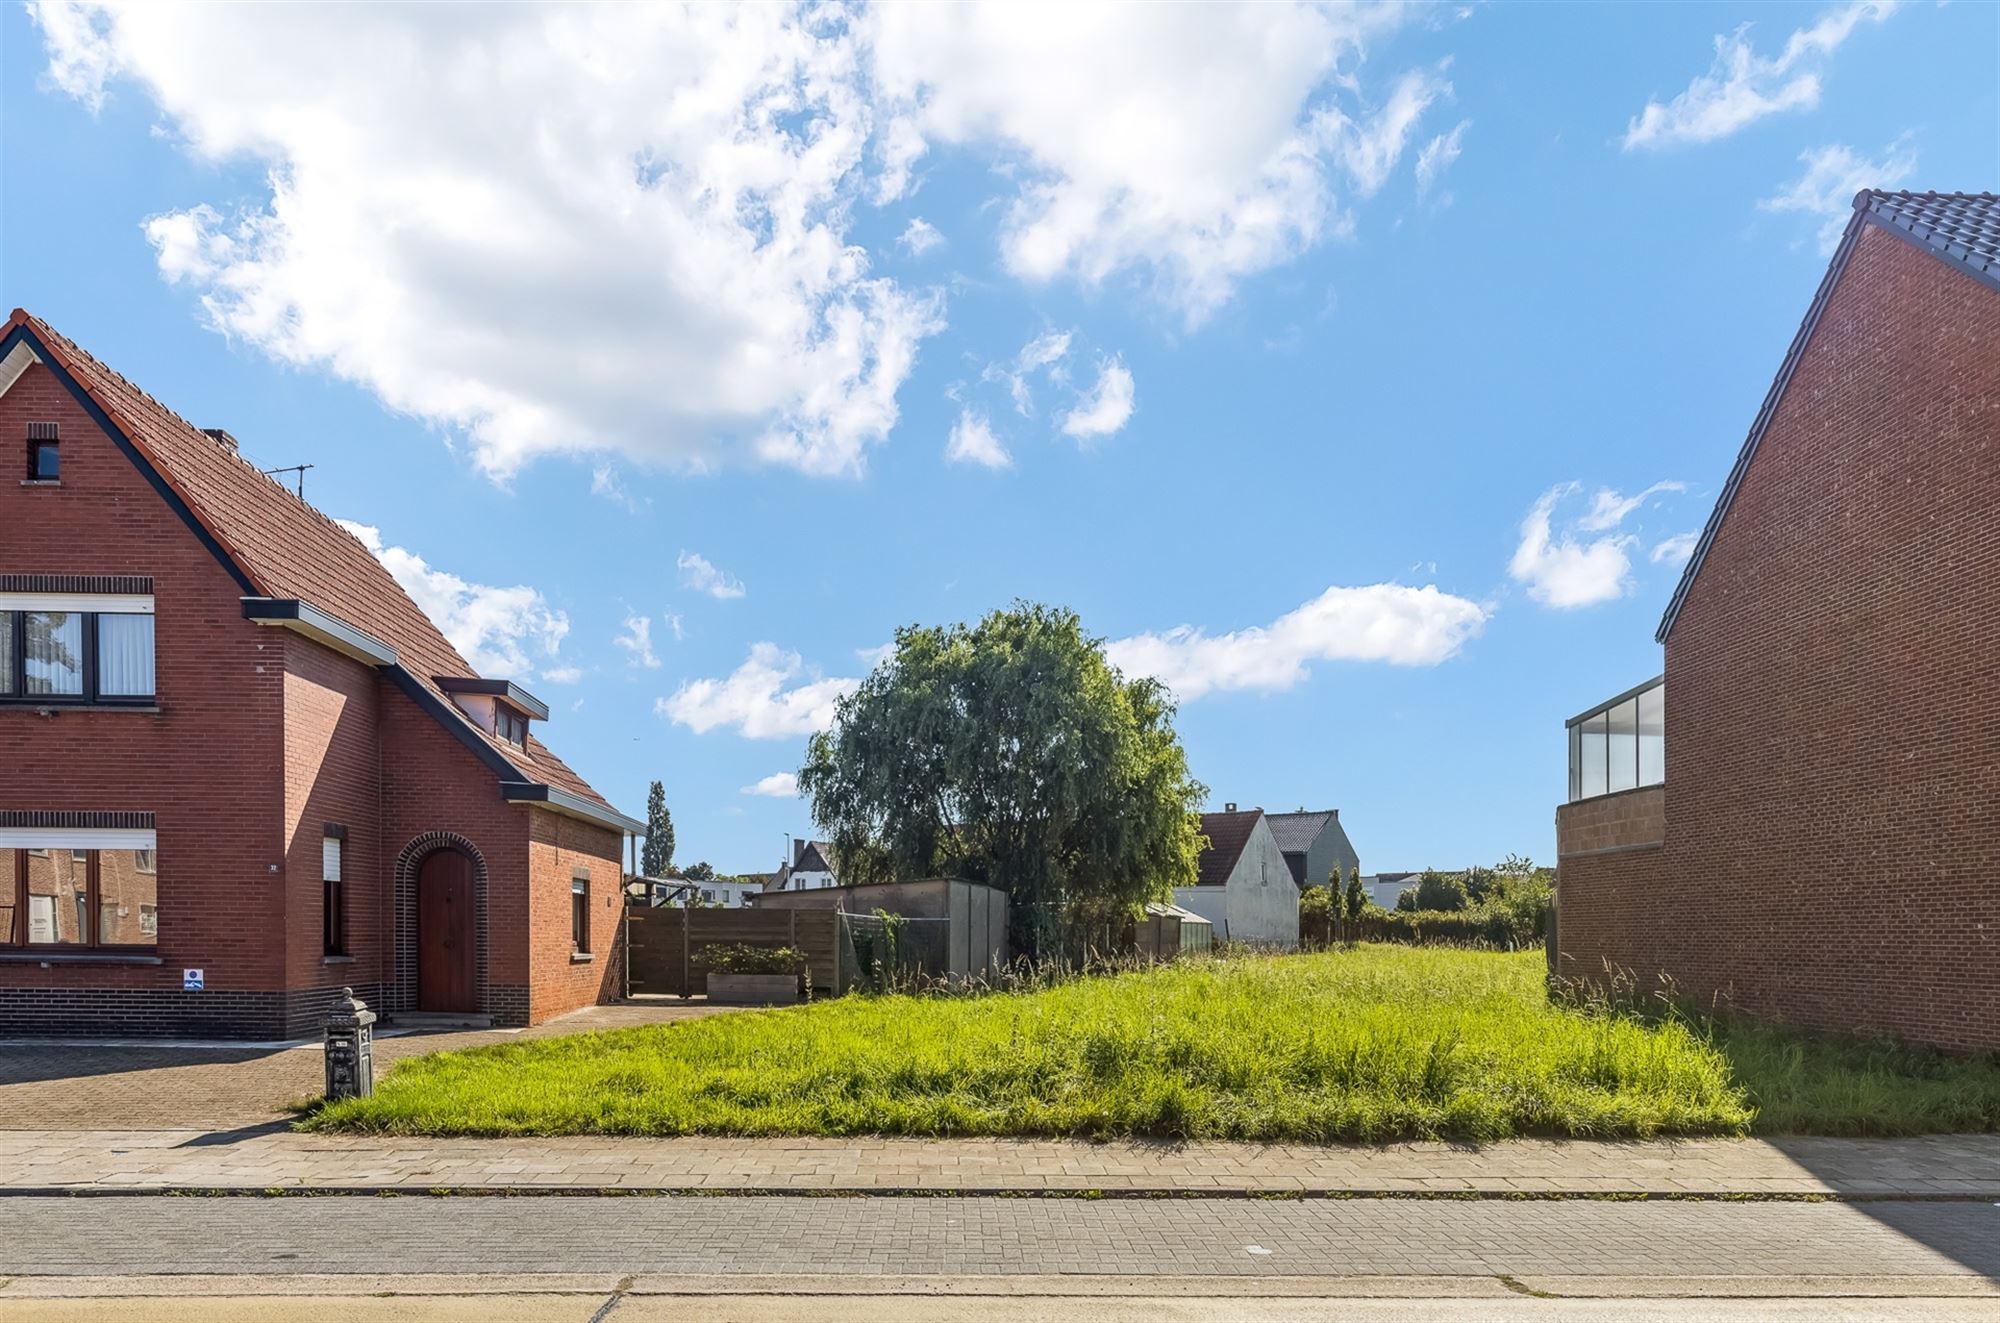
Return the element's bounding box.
[26,440,59,482]
[496,707,529,748]
[322,825,348,957]
[571,873,590,953]
[0,610,155,707]
[2,847,159,951]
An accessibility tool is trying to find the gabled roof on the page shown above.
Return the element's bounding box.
[1657,191,2000,643]
[1263,809,1337,855]
[3,309,633,832]
[1194,809,1264,887]
[793,841,836,874]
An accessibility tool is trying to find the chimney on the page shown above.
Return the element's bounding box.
[1224,802,1236,813]
[203,428,238,452]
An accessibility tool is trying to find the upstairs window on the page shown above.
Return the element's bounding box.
[496,707,529,748]
[25,422,58,482]
[1,607,155,705]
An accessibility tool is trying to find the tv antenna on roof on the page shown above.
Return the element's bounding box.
[261,463,315,500]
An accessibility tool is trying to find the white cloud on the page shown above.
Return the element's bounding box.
[1415,120,1468,200]
[658,642,859,739]
[664,611,686,643]
[672,582,1486,732]
[868,3,1440,321]
[677,550,746,600]
[1579,480,1687,532]
[1759,139,1918,254]
[741,771,800,798]
[615,613,660,669]
[1508,483,1680,609]
[41,2,943,481]
[1106,584,1488,702]
[1651,531,1700,565]
[1624,2,1898,151]
[336,520,570,679]
[899,217,944,256]
[541,665,583,685]
[1060,359,1136,441]
[985,329,1073,417]
[945,409,1010,469]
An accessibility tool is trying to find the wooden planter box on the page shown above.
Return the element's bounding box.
[705,972,800,1005]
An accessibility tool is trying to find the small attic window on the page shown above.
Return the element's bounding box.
[497,706,529,748]
[25,422,58,482]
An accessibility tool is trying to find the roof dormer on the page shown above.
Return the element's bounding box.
[435,677,550,750]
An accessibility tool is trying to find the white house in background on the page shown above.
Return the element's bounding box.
[771,839,839,892]
[1172,805,1300,948]
[650,877,761,908]
[1361,872,1421,909]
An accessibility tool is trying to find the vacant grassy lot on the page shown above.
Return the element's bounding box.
[312,947,1747,1140]
[309,946,2000,1141]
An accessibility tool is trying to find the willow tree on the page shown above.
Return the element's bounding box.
[798,603,1206,958]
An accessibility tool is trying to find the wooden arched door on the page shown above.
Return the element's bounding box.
[416,848,477,1012]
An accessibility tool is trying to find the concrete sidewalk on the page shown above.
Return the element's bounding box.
[4,1129,1998,1197]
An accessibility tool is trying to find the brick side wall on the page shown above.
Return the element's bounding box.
[1558,225,2000,1052]
[1556,787,1665,858]
[280,636,386,1031]
[527,807,625,1021]
[0,363,290,1035]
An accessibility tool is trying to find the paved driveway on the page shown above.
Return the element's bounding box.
[0,1000,739,1131]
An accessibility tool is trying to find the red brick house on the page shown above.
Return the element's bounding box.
[0,310,642,1037]
[1553,191,1999,1052]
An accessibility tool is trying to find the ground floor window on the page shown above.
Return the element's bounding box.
[571,873,590,953]
[0,842,159,949]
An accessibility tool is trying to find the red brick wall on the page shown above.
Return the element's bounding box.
[281,635,384,1013]
[1558,225,2000,1051]
[1555,786,1665,858]
[377,684,529,1019]
[527,807,625,1021]
[0,362,290,1028]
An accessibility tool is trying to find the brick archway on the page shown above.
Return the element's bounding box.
[393,832,489,1016]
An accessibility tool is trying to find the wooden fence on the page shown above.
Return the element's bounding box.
[625,905,844,998]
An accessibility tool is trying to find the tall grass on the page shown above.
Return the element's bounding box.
[311,946,1755,1141]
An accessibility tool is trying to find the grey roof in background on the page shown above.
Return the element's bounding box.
[1864,190,2000,292]
[1264,810,1337,855]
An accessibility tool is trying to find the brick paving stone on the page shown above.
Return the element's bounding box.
[6,1127,2000,1196]
[0,1001,740,1130]
[5,1195,1996,1281]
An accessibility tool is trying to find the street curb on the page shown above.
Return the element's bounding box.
[3,1271,1999,1300]
[2,1184,1993,1202]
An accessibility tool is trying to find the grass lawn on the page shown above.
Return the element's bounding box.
[306,946,2000,1142]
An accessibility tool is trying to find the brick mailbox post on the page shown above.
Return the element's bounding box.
[322,987,377,1101]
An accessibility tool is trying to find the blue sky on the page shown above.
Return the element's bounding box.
[5,2,1995,877]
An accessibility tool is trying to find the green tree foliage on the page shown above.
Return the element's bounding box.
[1343,865,1366,921]
[1413,868,1469,912]
[641,781,675,879]
[1299,885,1333,920]
[682,861,716,882]
[798,602,1206,958]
